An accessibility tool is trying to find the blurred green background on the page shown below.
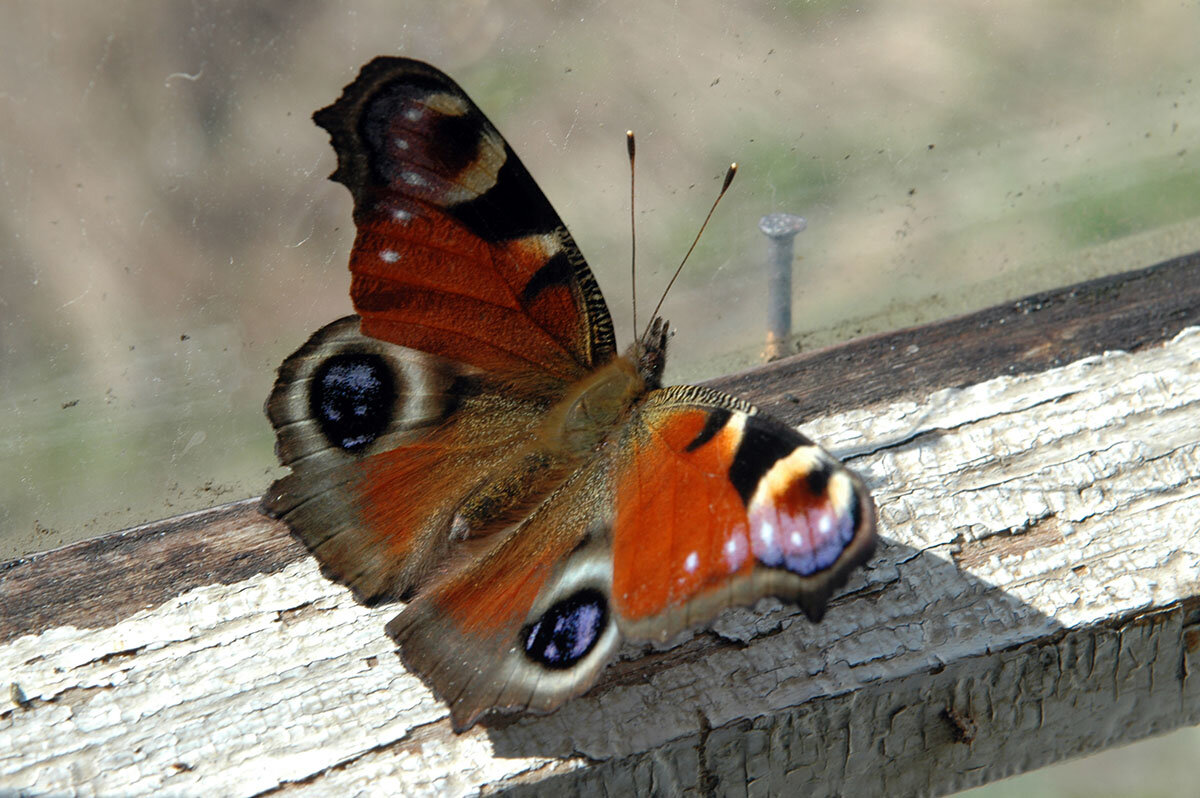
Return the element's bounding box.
[2,3,1198,794]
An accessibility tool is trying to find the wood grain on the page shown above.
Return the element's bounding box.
[0,502,301,645]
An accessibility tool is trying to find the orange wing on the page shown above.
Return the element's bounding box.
[610,386,876,641]
[386,455,617,732]
[313,57,616,387]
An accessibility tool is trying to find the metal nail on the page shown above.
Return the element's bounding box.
[758,213,807,359]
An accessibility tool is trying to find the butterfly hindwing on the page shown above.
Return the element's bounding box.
[386,456,619,732]
[263,317,564,603]
[313,57,617,387]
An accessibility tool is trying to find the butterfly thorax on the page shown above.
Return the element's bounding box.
[544,316,670,456]
[548,355,647,456]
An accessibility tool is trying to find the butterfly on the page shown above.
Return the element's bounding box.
[263,57,877,732]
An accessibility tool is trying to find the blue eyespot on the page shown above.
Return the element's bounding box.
[522,589,608,669]
[310,353,396,453]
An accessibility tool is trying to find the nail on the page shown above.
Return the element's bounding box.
[758,213,807,359]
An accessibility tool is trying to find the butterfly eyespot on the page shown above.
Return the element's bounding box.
[521,588,609,669]
[309,352,396,453]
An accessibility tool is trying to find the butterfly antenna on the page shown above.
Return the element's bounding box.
[627,130,638,340]
[643,162,738,341]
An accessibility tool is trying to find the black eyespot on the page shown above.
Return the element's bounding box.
[310,353,396,453]
[522,588,608,669]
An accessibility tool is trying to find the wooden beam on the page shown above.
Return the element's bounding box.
[3,252,1200,796]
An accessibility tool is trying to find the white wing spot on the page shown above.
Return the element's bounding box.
[380,250,399,263]
[684,551,700,574]
[402,171,427,187]
[818,515,833,536]
[392,208,413,223]
[723,534,748,571]
[393,137,410,150]
[403,107,423,122]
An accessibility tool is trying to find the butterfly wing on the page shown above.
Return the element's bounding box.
[267,57,877,730]
[313,57,617,387]
[384,386,875,730]
[265,57,617,602]
[609,386,876,642]
[264,317,570,603]
[386,455,619,732]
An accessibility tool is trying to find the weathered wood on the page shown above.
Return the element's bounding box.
[0,501,302,646]
[2,253,1200,796]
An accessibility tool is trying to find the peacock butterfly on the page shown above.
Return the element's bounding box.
[263,57,876,732]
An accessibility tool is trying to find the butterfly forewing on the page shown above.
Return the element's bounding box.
[313,57,617,386]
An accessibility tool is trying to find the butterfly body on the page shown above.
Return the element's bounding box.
[264,57,876,731]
